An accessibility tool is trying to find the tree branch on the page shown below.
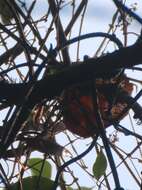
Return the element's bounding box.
[0,41,142,106]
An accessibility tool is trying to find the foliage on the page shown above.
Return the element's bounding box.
[92,150,107,180]
[9,176,54,190]
[27,158,52,179]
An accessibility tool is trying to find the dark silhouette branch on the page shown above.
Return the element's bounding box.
[0,40,142,154]
[0,41,142,106]
[65,0,88,35]
[48,0,71,65]
[112,0,142,25]
[91,82,122,189]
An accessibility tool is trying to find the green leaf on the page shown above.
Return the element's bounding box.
[67,187,74,190]
[9,176,54,190]
[92,150,107,180]
[28,158,52,179]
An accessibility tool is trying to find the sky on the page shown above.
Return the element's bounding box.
[1,0,142,189]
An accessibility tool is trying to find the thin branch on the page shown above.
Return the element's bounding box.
[112,0,142,25]
[48,0,71,65]
[52,136,98,190]
[65,0,88,35]
[91,82,122,189]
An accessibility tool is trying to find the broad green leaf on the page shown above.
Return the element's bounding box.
[67,187,74,190]
[92,150,107,180]
[28,158,52,179]
[9,176,54,190]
